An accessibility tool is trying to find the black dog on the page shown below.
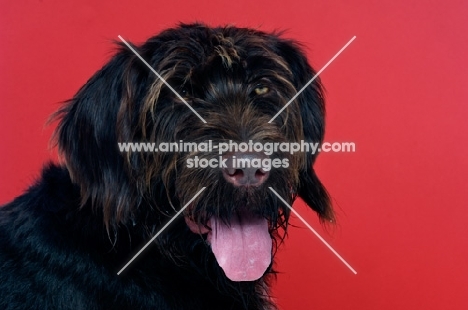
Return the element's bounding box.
[0,23,334,309]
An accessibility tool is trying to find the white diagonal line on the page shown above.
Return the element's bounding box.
[268,36,356,123]
[117,187,206,275]
[269,187,357,274]
[118,35,207,124]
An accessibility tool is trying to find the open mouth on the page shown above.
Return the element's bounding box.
[185,210,272,282]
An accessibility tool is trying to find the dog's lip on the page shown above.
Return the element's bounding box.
[184,216,211,235]
[185,213,273,236]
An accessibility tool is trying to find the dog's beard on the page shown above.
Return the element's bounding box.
[177,162,295,282]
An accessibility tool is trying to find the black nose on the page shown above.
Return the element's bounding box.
[222,152,269,187]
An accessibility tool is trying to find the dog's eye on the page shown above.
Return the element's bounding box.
[179,86,193,99]
[253,85,269,96]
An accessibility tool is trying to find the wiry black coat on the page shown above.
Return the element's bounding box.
[0,165,271,309]
[0,23,333,309]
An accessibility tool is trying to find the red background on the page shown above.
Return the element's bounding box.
[1,1,467,309]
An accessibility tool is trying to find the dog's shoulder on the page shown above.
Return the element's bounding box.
[0,163,80,241]
[0,165,180,309]
[0,163,76,238]
[0,164,92,308]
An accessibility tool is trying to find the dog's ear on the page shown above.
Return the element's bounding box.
[52,46,152,229]
[276,39,335,223]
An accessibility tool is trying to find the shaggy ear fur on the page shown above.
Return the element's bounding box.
[52,47,152,230]
[276,39,335,223]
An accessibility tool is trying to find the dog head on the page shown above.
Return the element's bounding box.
[54,23,334,282]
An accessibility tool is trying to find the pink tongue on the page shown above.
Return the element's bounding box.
[208,213,272,282]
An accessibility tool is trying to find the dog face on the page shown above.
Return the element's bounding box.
[54,23,333,282]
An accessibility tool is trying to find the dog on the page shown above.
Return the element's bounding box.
[0,23,334,309]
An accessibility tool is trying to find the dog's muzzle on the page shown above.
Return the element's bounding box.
[185,151,272,282]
